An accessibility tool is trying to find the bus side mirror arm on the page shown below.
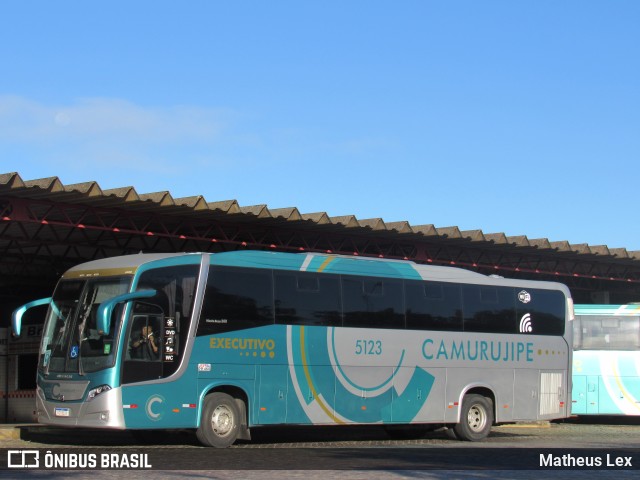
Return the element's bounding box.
[12,297,52,337]
[97,290,156,335]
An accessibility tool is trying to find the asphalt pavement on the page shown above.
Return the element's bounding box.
[0,419,639,479]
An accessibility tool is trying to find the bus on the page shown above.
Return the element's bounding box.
[12,250,574,447]
[572,304,640,415]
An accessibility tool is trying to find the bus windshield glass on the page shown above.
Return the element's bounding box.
[39,277,131,374]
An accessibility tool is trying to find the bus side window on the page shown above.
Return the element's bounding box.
[198,266,274,336]
[405,281,463,331]
[123,264,199,383]
[274,271,341,327]
[516,288,565,336]
[128,308,163,362]
[342,276,404,329]
[463,285,516,333]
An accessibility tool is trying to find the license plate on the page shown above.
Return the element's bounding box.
[55,408,70,417]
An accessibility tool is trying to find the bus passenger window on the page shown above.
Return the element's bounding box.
[342,276,403,329]
[275,271,341,327]
[405,281,463,331]
[128,311,162,361]
[198,266,274,335]
[516,288,565,336]
[463,285,516,333]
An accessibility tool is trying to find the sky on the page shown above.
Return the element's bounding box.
[1,1,639,250]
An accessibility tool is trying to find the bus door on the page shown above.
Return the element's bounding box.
[120,264,200,428]
[123,308,164,382]
[571,375,587,414]
[585,376,600,414]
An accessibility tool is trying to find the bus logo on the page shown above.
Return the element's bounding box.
[519,313,533,333]
[145,395,165,421]
[7,450,39,468]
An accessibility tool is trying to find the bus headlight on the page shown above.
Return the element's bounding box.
[87,384,112,402]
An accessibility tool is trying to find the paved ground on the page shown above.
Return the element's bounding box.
[1,417,639,449]
[0,418,638,479]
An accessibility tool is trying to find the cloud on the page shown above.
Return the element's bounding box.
[0,95,226,143]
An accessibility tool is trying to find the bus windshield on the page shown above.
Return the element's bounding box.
[40,277,131,374]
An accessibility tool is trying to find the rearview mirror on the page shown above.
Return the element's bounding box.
[12,297,52,337]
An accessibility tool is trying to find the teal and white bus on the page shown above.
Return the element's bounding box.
[13,251,574,447]
[572,304,640,415]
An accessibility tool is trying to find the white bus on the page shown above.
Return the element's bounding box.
[572,304,640,415]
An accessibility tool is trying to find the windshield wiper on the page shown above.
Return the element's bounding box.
[77,289,97,376]
[44,301,67,376]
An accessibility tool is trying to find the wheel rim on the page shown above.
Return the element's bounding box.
[210,404,235,437]
[467,403,487,432]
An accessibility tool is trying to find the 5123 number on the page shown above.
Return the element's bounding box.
[355,340,382,355]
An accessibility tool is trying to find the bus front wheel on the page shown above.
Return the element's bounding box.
[453,394,493,441]
[197,392,241,448]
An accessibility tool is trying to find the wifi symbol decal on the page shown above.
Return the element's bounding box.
[519,313,533,333]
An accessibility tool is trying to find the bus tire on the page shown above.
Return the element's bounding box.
[453,394,493,441]
[197,392,241,448]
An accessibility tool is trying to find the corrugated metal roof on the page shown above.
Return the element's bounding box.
[1,171,638,260]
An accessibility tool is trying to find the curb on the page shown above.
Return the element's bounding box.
[0,424,40,440]
[0,427,21,440]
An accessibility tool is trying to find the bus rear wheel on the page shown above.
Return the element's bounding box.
[453,394,493,441]
[197,392,241,448]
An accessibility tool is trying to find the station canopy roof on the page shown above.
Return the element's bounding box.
[1,171,639,303]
